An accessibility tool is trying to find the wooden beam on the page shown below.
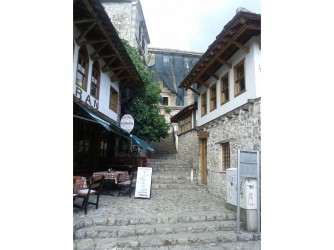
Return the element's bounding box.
[110,65,125,71]
[231,41,249,53]
[76,21,96,42]
[111,75,129,82]
[216,57,231,68]
[73,18,96,24]
[82,0,139,85]
[196,79,209,88]
[188,25,249,83]
[79,39,108,46]
[90,42,108,59]
[94,53,117,60]
[102,57,118,72]
[246,23,261,30]
[206,70,219,80]
[188,86,200,96]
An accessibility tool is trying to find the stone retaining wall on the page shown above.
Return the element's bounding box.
[205,100,261,200]
[177,99,261,201]
[176,129,198,168]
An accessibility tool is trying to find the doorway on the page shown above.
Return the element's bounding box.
[200,139,208,184]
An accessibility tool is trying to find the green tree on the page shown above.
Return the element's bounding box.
[121,39,170,142]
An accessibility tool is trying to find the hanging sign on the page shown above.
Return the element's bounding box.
[120,114,134,132]
[134,167,152,199]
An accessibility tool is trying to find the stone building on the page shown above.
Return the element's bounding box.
[101,0,150,62]
[73,0,152,176]
[172,11,261,200]
[147,48,202,123]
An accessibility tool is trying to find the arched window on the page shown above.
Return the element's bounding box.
[76,46,89,91]
[90,61,100,100]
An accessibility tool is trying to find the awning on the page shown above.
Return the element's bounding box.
[74,102,154,152]
[74,103,111,132]
[131,135,155,153]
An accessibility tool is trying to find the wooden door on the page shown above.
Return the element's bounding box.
[201,139,208,184]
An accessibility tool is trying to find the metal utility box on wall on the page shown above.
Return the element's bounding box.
[226,169,258,231]
[226,150,260,233]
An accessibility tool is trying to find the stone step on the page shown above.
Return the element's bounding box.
[152,174,193,181]
[152,167,193,172]
[151,183,199,189]
[151,178,195,184]
[74,220,240,239]
[105,240,261,250]
[74,211,237,228]
[74,231,258,250]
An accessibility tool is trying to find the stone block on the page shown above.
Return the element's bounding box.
[107,217,116,226]
[155,225,174,234]
[178,216,191,223]
[75,239,95,250]
[118,226,135,237]
[93,217,107,225]
[95,238,118,250]
[139,236,164,247]
[117,237,139,248]
[190,215,206,222]
[140,217,156,224]
[135,225,155,235]
[74,228,86,239]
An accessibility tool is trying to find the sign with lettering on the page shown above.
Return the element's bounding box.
[134,167,152,199]
[120,114,134,132]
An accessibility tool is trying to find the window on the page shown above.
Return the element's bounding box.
[201,92,207,116]
[76,46,89,90]
[163,55,169,64]
[109,86,118,113]
[234,59,246,96]
[162,97,169,105]
[90,61,100,100]
[179,113,192,134]
[221,143,230,170]
[221,73,229,105]
[210,83,217,111]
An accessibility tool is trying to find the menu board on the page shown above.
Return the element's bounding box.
[134,167,152,198]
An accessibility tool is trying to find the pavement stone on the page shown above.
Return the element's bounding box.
[73,169,260,250]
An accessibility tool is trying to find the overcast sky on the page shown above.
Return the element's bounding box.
[140,0,261,53]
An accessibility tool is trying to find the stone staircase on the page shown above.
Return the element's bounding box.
[74,213,259,249]
[73,158,260,250]
[149,130,177,159]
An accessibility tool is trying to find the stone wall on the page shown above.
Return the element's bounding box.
[176,99,261,201]
[102,2,132,43]
[205,99,261,200]
[177,129,198,168]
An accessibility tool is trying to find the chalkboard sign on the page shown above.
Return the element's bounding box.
[134,167,152,199]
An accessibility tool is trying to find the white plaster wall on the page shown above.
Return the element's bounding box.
[73,40,119,123]
[197,36,260,127]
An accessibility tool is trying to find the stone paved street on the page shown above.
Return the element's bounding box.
[74,170,260,250]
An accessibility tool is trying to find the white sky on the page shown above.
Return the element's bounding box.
[140,0,261,52]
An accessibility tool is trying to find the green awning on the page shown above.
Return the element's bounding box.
[131,135,155,153]
[74,102,154,152]
[75,103,111,132]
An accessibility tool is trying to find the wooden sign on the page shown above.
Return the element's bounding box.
[197,130,209,139]
[134,167,152,199]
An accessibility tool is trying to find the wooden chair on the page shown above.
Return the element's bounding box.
[117,172,136,198]
[73,175,105,214]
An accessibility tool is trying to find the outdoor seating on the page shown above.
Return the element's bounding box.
[73,175,105,214]
[117,171,136,198]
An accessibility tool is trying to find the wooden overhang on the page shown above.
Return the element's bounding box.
[170,102,197,123]
[73,0,143,87]
[179,11,261,94]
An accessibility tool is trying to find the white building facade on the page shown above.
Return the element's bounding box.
[176,11,261,200]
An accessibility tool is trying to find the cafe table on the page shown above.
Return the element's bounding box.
[92,171,129,195]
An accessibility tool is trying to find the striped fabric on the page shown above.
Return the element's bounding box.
[92,171,129,184]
